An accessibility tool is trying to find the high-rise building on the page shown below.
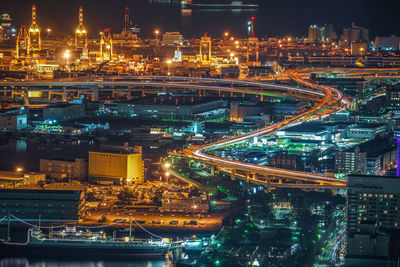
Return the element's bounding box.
[307,24,336,42]
[335,147,367,174]
[386,84,400,110]
[308,25,321,42]
[0,13,14,41]
[340,23,369,47]
[347,175,400,233]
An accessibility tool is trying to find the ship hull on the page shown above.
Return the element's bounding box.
[189,4,259,9]
[0,242,170,259]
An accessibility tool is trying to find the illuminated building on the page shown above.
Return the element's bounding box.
[88,148,144,183]
[75,6,87,49]
[172,48,183,62]
[345,124,387,139]
[347,175,400,233]
[275,123,331,141]
[162,31,183,46]
[0,13,14,40]
[28,4,41,55]
[335,136,395,176]
[387,85,400,110]
[308,25,321,42]
[335,147,367,174]
[0,171,45,186]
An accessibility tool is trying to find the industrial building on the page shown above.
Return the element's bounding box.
[88,147,144,184]
[40,158,87,179]
[43,103,85,122]
[113,95,227,119]
[162,31,184,46]
[0,186,85,221]
[160,197,209,213]
[0,171,46,186]
[345,123,387,139]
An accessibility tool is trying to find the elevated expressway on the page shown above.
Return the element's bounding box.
[0,72,352,190]
[167,71,352,190]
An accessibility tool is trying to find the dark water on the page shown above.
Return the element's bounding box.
[0,258,170,267]
[0,138,96,172]
[1,0,400,38]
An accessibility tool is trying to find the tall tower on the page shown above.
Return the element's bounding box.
[100,28,113,61]
[250,16,255,38]
[16,25,29,58]
[75,6,87,49]
[122,7,131,35]
[28,4,41,54]
[199,33,212,64]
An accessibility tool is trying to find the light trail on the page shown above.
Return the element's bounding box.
[180,68,351,186]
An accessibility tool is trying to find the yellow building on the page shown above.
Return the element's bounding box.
[88,148,144,184]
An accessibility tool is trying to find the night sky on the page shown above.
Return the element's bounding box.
[1,0,400,38]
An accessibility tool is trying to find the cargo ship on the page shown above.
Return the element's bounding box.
[0,227,175,259]
[188,0,259,9]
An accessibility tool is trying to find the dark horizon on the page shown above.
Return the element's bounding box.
[1,0,400,38]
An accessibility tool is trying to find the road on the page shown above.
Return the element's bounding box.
[171,68,351,188]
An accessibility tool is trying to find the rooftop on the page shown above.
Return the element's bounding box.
[283,122,326,133]
[115,95,224,106]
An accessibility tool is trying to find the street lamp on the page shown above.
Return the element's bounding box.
[154,29,160,40]
[106,44,111,60]
[16,167,23,172]
[164,162,171,169]
[64,50,71,71]
[166,59,172,75]
[224,31,229,40]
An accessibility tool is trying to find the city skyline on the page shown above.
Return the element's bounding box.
[1,0,400,37]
